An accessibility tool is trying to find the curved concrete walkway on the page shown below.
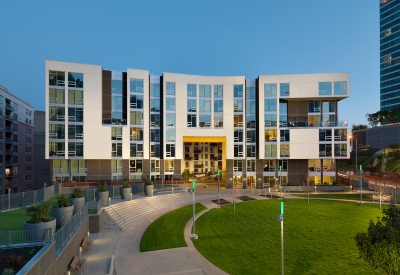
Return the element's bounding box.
[114,193,231,275]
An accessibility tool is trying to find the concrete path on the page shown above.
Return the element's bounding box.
[81,187,269,275]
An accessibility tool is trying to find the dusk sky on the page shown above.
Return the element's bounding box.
[0,0,378,126]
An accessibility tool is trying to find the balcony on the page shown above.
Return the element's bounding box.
[5,115,14,122]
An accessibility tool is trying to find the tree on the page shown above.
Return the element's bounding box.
[228,184,242,214]
[354,204,400,274]
[352,124,368,130]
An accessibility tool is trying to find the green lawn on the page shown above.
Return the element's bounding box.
[140,203,207,252]
[293,193,374,201]
[0,197,58,231]
[193,199,385,275]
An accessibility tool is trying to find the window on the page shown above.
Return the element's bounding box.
[68,142,83,157]
[151,129,160,142]
[319,129,332,141]
[151,160,160,172]
[233,160,242,172]
[150,99,160,112]
[280,144,290,157]
[49,142,64,156]
[334,129,347,141]
[308,101,321,113]
[199,99,211,112]
[13,124,18,132]
[234,114,243,127]
[129,160,141,173]
[265,99,277,112]
[165,113,175,127]
[150,83,160,97]
[214,114,223,128]
[234,99,243,112]
[49,106,65,121]
[166,98,175,111]
[49,71,65,86]
[111,127,122,140]
[166,82,176,96]
[130,95,143,109]
[130,127,143,141]
[68,125,83,139]
[13,145,17,153]
[247,130,256,143]
[165,144,175,157]
[199,115,211,128]
[264,160,276,172]
[319,144,332,157]
[234,85,243,97]
[187,99,196,112]
[68,72,83,88]
[199,85,211,98]
[278,160,288,172]
[319,82,332,95]
[264,84,277,97]
[234,130,243,142]
[265,144,277,157]
[150,114,160,127]
[68,107,83,122]
[130,111,143,125]
[280,83,289,96]
[151,144,160,158]
[234,145,243,157]
[187,114,197,127]
[187,84,196,97]
[264,114,277,127]
[68,90,83,105]
[130,78,144,93]
[280,130,290,141]
[112,143,122,157]
[214,85,223,98]
[247,145,256,157]
[334,82,347,95]
[166,129,176,141]
[49,88,65,104]
[334,144,347,157]
[130,143,143,157]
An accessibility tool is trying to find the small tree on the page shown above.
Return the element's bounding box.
[228,184,242,214]
[355,204,400,274]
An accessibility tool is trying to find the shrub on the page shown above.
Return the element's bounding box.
[7,254,26,270]
[145,178,153,185]
[55,194,70,207]
[26,202,52,223]
[2,268,15,275]
[355,204,400,274]
[122,181,130,188]
[70,187,84,198]
[98,182,107,192]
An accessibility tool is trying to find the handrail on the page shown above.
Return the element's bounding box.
[107,204,125,230]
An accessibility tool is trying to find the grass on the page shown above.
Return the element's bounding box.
[292,193,373,201]
[140,203,207,252]
[0,197,59,232]
[193,199,386,275]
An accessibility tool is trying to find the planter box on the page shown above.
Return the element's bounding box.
[120,187,131,201]
[144,185,154,197]
[51,205,74,228]
[69,197,85,214]
[96,191,109,207]
[24,218,56,242]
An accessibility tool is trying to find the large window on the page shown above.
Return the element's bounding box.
[334,82,347,95]
[264,84,277,97]
[214,114,223,128]
[130,95,143,109]
[49,142,65,156]
[265,99,277,112]
[130,127,143,141]
[165,113,175,127]
[280,83,289,96]
[112,143,122,157]
[265,144,277,157]
[264,114,277,127]
[130,78,144,93]
[49,71,65,86]
[150,99,160,112]
[68,90,83,105]
[166,82,176,96]
[214,85,223,98]
[68,142,83,157]
[199,85,211,98]
[68,72,83,88]
[150,83,160,97]
[166,98,175,111]
[319,82,332,95]
[187,84,196,97]
[49,107,65,121]
[234,85,243,97]
[49,89,65,104]
[68,108,83,122]
[68,125,83,139]
[130,143,143,157]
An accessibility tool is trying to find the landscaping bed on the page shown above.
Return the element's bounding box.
[0,245,42,274]
[236,196,256,201]
[211,199,231,205]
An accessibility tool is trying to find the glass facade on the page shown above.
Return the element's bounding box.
[380,0,400,110]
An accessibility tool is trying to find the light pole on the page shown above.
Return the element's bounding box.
[277,202,284,275]
[217,169,221,208]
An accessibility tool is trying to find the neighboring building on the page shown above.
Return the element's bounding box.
[34,110,50,189]
[352,124,400,149]
[0,85,34,194]
[45,60,350,188]
[380,0,400,111]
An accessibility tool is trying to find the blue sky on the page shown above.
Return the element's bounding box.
[0,0,378,126]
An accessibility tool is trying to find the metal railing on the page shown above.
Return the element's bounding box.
[0,228,53,247]
[87,200,102,215]
[107,204,125,230]
[54,203,88,256]
[0,184,61,211]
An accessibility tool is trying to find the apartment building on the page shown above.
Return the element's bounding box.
[45,60,350,188]
[0,85,34,194]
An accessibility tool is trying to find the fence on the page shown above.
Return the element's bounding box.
[0,184,61,211]
[54,203,89,256]
[0,228,53,247]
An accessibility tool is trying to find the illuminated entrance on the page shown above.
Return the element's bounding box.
[182,136,226,187]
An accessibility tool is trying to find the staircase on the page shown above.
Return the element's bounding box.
[100,193,192,232]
